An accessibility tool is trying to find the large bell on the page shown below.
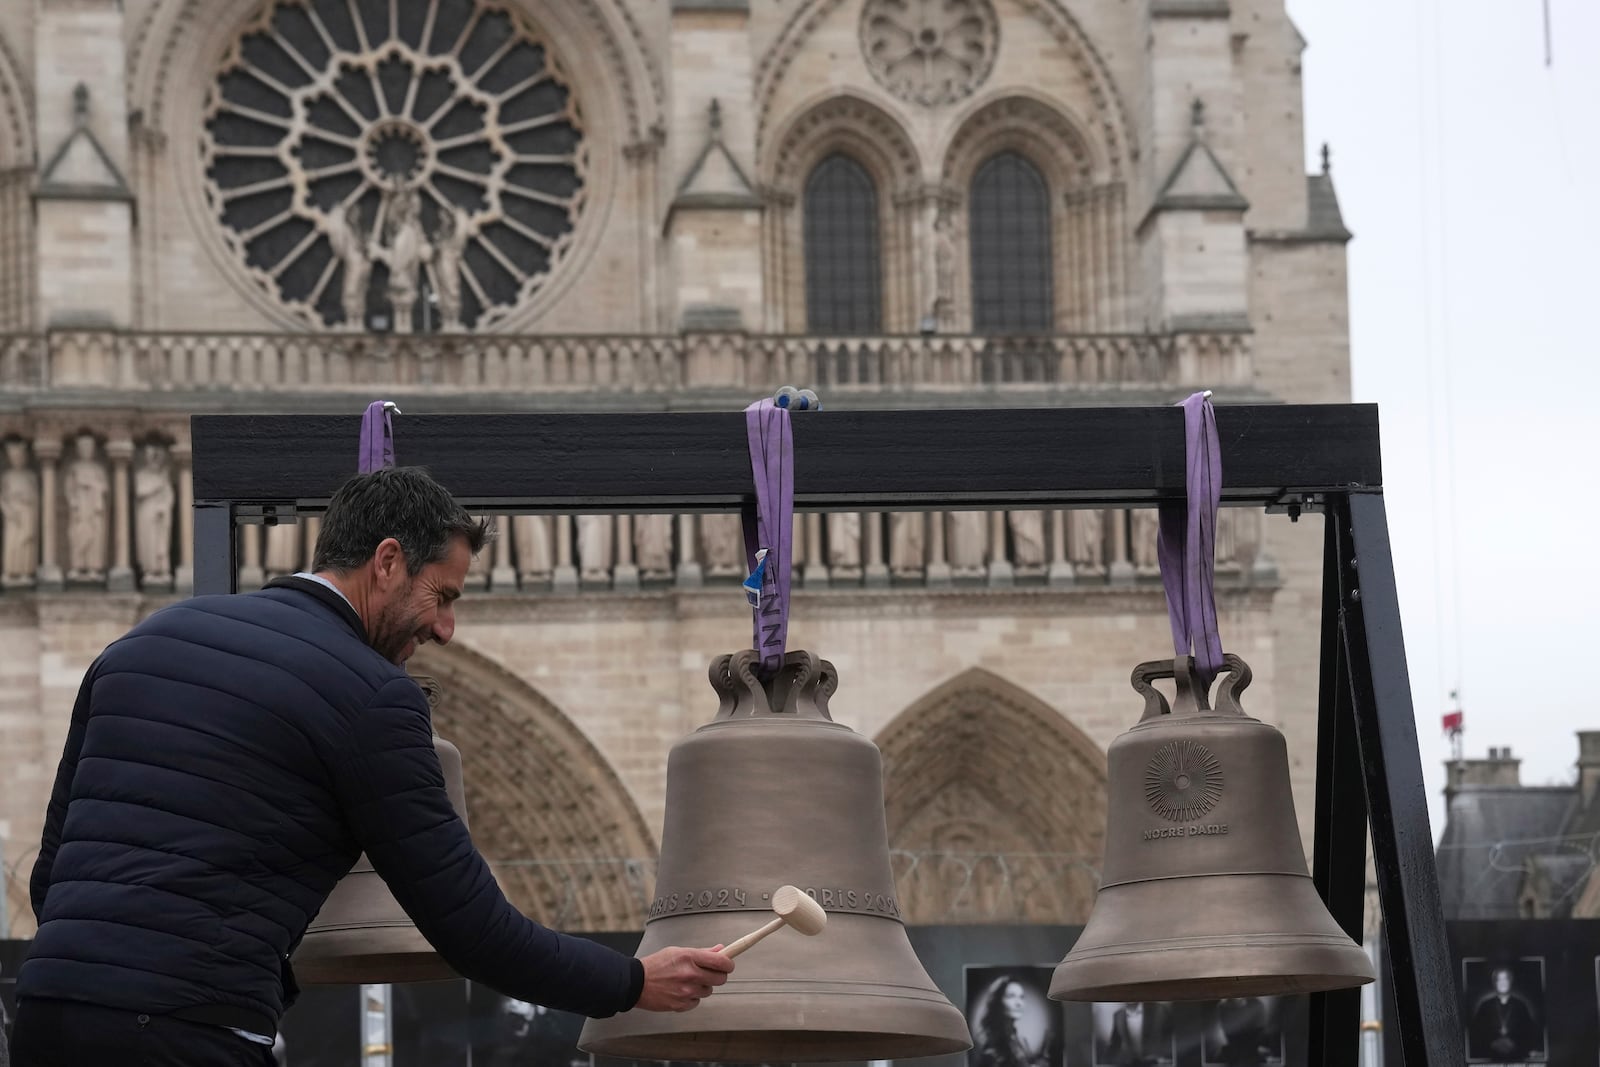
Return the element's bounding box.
[1050,654,1375,1002]
[294,728,469,984]
[578,650,972,1063]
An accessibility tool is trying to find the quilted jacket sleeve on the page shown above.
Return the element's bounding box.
[31,658,102,921]
[332,676,644,1017]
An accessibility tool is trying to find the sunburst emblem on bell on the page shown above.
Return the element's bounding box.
[1050,654,1376,1002]
[578,649,972,1063]
[294,675,469,984]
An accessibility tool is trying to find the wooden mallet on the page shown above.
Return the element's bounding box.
[719,885,828,958]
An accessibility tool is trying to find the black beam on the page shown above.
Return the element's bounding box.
[1336,493,1462,1064]
[1308,514,1367,1067]
[193,503,237,597]
[190,404,1381,512]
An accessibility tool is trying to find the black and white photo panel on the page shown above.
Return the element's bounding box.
[1462,957,1547,1065]
[965,964,1065,1067]
[1200,996,1285,1067]
[1089,1001,1177,1066]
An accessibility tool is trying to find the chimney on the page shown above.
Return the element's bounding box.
[1578,732,1600,807]
[1446,746,1521,795]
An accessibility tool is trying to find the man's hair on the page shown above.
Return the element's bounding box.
[312,466,491,575]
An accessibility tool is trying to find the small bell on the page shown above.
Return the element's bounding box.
[1049,654,1375,1002]
[578,650,972,1063]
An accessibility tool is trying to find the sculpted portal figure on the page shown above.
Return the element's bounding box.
[1,439,39,585]
[133,443,176,582]
[65,433,108,581]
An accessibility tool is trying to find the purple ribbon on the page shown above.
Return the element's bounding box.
[358,400,397,473]
[1157,392,1225,688]
[742,400,795,677]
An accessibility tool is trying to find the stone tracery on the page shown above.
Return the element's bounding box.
[201,0,588,331]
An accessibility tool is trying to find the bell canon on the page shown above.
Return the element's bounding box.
[1049,654,1376,1002]
[578,649,972,1063]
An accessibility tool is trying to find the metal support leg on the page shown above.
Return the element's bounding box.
[193,502,238,597]
[1309,513,1365,1067]
[1336,492,1462,1064]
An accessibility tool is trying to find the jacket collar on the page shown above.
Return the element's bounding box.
[262,575,368,645]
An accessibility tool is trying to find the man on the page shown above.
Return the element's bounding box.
[13,467,732,1064]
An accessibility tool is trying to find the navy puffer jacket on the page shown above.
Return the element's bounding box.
[21,578,642,1036]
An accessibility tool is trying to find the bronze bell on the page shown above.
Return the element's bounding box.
[294,716,470,984]
[1050,654,1375,1002]
[578,650,972,1063]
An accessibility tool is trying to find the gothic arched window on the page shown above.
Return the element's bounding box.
[803,153,882,333]
[969,151,1053,333]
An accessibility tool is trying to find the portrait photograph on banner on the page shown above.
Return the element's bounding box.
[1462,957,1547,1064]
[466,980,588,1067]
[1089,1001,1178,1066]
[965,964,1064,1067]
[1200,996,1286,1067]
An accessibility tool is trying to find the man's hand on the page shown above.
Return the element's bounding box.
[634,945,735,1013]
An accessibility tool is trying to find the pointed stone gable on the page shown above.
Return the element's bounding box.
[673,99,760,210]
[37,83,130,201]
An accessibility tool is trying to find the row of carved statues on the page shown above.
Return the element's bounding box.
[0,433,1266,594]
[1,432,185,590]
[237,508,1264,590]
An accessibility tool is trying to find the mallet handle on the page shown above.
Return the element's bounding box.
[721,916,785,959]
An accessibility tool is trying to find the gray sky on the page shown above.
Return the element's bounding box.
[1287,0,1600,837]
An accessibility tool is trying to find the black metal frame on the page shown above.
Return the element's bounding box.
[190,403,1462,1065]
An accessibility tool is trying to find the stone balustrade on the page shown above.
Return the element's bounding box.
[0,328,1251,395]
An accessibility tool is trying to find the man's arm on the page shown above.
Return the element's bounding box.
[334,677,728,1017]
[30,658,101,921]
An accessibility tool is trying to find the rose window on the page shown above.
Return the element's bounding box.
[860,0,999,108]
[202,0,587,332]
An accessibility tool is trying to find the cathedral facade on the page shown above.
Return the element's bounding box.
[0,0,1352,936]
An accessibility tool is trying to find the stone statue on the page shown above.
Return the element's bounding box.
[133,443,175,583]
[699,513,744,578]
[383,185,431,334]
[889,513,924,578]
[1,439,38,586]
[577,514,613,582]
[324,200,371,330]
[932,207,958,329]
[946,511,986,575]
[64,433,108,581]
[1215,508,1238,570]
[1131,508,1160,575]
[634,514,674,579]
[826,512,861,576]
[1070,508,1105,575]
[431,204,471,331]
[263,522,301,579]
[1009,511,1046,572]
[513,515,553,582]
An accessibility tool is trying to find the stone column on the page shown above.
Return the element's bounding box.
[613,513,640,591]
[1109,509,1136,585]
[238,523,264,591]
[552,514,578,593]
[864,512,888,588]
[675,514,703,588]
[173,440,194,594]
[304,515,322,571]
[925,511,950,588]
[1049,510,1074,586]
[490,515,517,592]
[34,433,63,590]
[106,437,134,591]
[803,512,828,588]
[986,511,1013,587]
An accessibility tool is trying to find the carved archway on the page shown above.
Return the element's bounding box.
[410,641,657,932]
[762,90,922,332]
[0,30,33,330]
[877,668,1106,923]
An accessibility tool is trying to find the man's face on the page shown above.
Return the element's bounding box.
[368,535,470,665]
[1493,970,1512,996]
